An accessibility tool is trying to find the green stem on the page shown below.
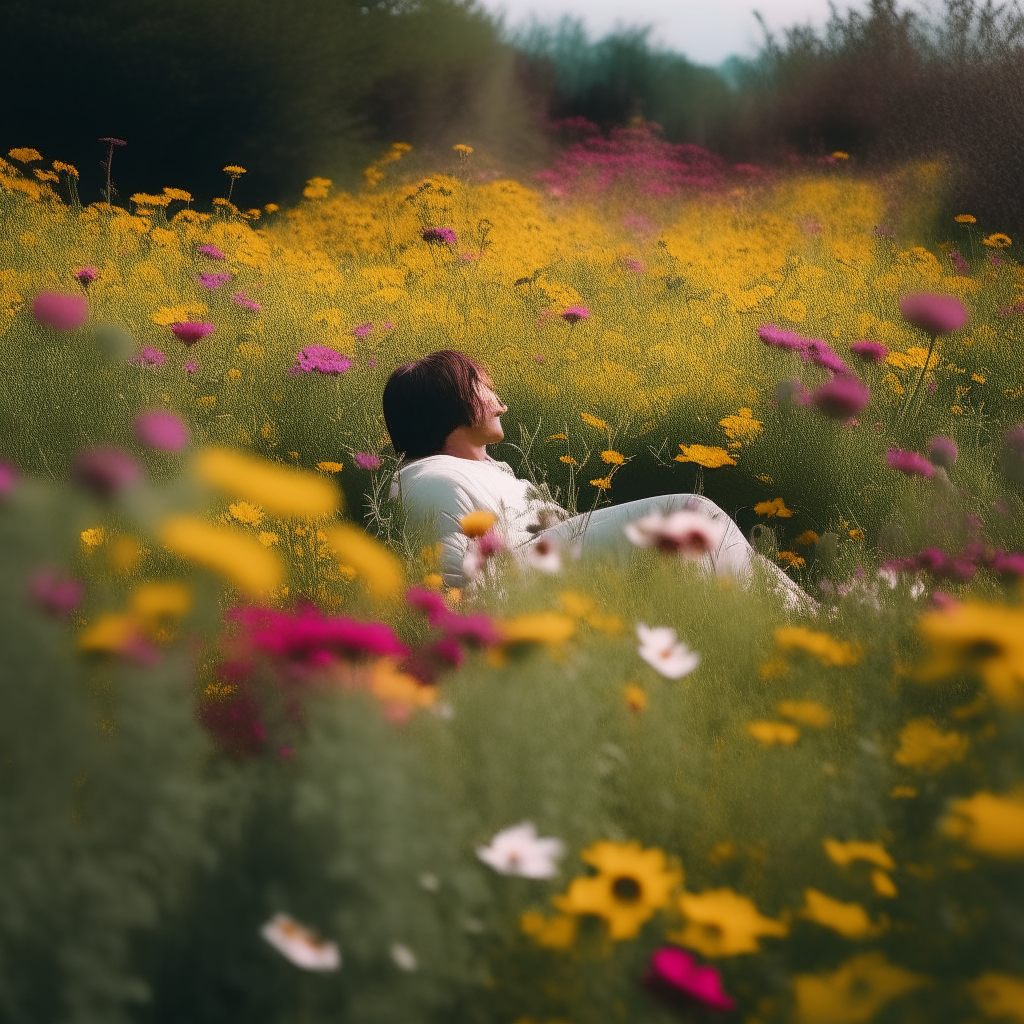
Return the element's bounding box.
[900,331,937,423]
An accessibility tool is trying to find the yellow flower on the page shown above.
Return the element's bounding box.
[80,526,105,548]
[8,147,42,163]
[775,626,861,666]
[222,165,247,176]
[303,177,332,200]
[195,448,341,519]
[793,952,926,1024]
[548,433,568,440]
[560,455,578,466]
[422,572,443,590]
[758,656,789,680]
[778,700,830,728]
[108,535,142,573]
[78,613,138,655]
[823,839,894,870]
[955,214,977,223]
[19,232,36,246]
[600,449,625,464]
[777,550,805,569]
[891,785,918,799]
[590,476,612,490]
[33,169,58,183]
[228,501,264,526]
[129,582,192,626]
[197,395,217,410]
[942,791,1024,857]
[160,516,284,597]
[848,528,865,543]
[460,510,497,537]
[893,717,969,771]
[519,910,577,950]
[371,658,436,709]
[972,372,986,383]
[498,612,575,645]
[624,683,647,712]
[52,160,79,178]
[553,840,681,940]
[754,497,794,518]
[746,721,800,745]
[794,530,819,546]
[259,531,279,547]
[970,973,1024,1021]
[982,233,1012,247]
[871,871,898,898]
[264,203,279,213]
[670,888,788,957]
[227,368,242,382]
[453,144,474,155]
[152,302,208,326]
[162,187,192,201]
[917,601,1024,707]
[581,412,607,429]
[800,889,886,939]
[675,444,737,468]
[832,151,850,159]
[558,590,596,617]
[317,461,344,473]
[325,524,404,599]
[719,408,763,441]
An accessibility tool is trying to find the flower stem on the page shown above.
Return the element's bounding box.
[900,331,937,423]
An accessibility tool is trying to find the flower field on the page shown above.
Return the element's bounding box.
[1,134,1023,1024]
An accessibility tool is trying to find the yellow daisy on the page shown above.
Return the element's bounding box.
[669,887,788,956]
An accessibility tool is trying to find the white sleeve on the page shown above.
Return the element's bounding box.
[399,473,477,588]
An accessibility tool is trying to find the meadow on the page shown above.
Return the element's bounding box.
[1,132,1023,1024]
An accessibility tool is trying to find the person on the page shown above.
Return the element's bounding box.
[383,350,805,604]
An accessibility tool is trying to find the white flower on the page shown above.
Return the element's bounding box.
[260,913,341,971]
[525,534,562,573]
[623,510,727,559]
[390,943,418,971]
[476,821,565,878]
[636,622,701,679]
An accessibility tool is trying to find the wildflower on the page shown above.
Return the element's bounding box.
[754,497,793,518]
[560,455,577,466]
[971,974,1024,1020]
[548,433,568,440]
[624,509,726,558]
[832,150,850,159]
[460,511,497,538]
[775,626,860,666]
[645,947,736,1012]
[390,944,417,971]
[197,244,226,259]
[793,953,926,1024]
[636,623,700,679]
[824,839,894,870]
[232,291,261,311]
[0,461,17,499]
[52,160,79,178]
[77,613,142,656]
[422,227,457,246]
[850,340,888,362]
[498,612,575,645]
[801,889,885,938]
[72,447,141,500]
[804,339,851,375]
[316,461,344,473]
[675,444,737,468]
[525,535,562,573]
[80,526,105,548]
[561,306,589,324]
[955,214,977,223]
[228,501,263,526]
[260,914,340,971]
[264,203,279,213]
[351,322,373,338]
[326,524,404,598]
[899,292,968,334]
[624,683,647,711]
[8,147,42,163]
[778,700,831,728]
[222,165,246,176]
[982,233,1012,247]
[291,345,352,375]
[354,452,381,471]
[130,582,192,630]
[197,272,232,289]
[746,721,799,745]
[886,447,934,479]
[162,187,192,202]
[949,249,970,274]
[590,475,612,490]
[669,888,788,957]
[928,437,958,467]
[303,177,332,200]
[795,530,819,546]
[453,144,474,155]
[476,822,564,878]
[185,360,198,374]
[944,792,1024,857]
[75,266,99,288]
[893,718,968,770]
[259,531,279,547]
[28,568,84,619]
[758,323,807,353]
[32,292,88,330]
[132,409,189,453]
[719,408,762,441]
[170,322,215,346]
[581,412,607,429]
[809,373,871,419]
[519,910,578,949]
[776,551,805,570]
[554,840,681,940]
[600,450,625,465]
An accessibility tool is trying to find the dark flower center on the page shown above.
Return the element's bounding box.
[966,640,1002,661]
[611,875,642,902]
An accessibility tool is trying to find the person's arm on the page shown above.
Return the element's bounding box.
[400,473,479,589]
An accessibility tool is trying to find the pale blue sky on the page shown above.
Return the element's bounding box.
[480,0,863,65]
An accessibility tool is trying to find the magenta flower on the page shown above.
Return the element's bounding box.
[803,339,850,375]
[645,947,735,1012]
[899,293,968,334]
[928,437,958,467]
[367,357,378,368]
[75,266,99,288]
[32,292,89,330]
[28,567,84,619]
[949,249,969,275]
[758,324,807,353]
[231,291,261,311]
[72,447,142,499]
[171,322,215,346]
[351,323,374,338]
[810,375,870,418]
[129,346,167,368]
[291,345,352,375]
[185,360,199,374]
[535,354,546,363]
[886,447,934,479]
[0,460,17,499]
[406,587,449,625]
[422,227,457,246]
[134,409,190,452]
[198,272,233,289]
[354,452,381,471]
[850,340,888,362]
[992,550,1024,577]
[381,322,394,331]
[561,306,589,325]
[625,259,645,273]
[197,244,226,259]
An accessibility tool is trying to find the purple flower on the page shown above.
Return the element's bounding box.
[561,306,589,325]
[810,375,870,418]
[198,272,233,289]
[899,293,968,335]
[803,339,850,375]
[928,437,958,468]
[170,322,215,346]
[406,587,449,626]
[75,266,99,288]
[0,460,17,499]
[129,346,167,368]
[624,258,644,273]
[367,357,378,368]
[886,447,934,479]
[185,360,199,374]
[72,447,142,499]
[645,947,735,1013]
[231,291,261,311]
[758,324,807,353]
[32,292,89,330]
[949,249,970,275]
[28,567,83,619]
[197,244,226,260]
[989,254,1003,267]
[991,550,1024,577]
[850,340,888,362]
[134,409,190,452]
[351,323,373,338]
[354,452,381,471]
[422,227,457,246]
[291,345,352,375]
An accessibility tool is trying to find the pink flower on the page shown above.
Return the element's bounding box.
[899,292,968,334]
[624,509,727,558]
[886,447,934,479]
[381,322,394,331]
[32,292,88,330]
[928,437,958,467]
[75,266,99,287]
[197,244,226,259]
[624,258,645,273]
[351,323,373,338]
[406,587,449,625]
[561,306,589,325]
[185,360,199,374]
[535,354,546,363]
[949,249,970,275]
[129,346,167,368]
[28,567,84,618]
[0,460,17,499]
[803,339,850,375]
[198,272,233,289]
[72,447,142,499]
[367,357,378,368]
[422,227,457,246]
[354,452,381,471]
[291,345,352,375]
[810,376,870,418]
[134,409,190,452]
[232,291,261,311]
[992,550,1024,577]
[645,947,735,1012]
[758,324,807,353]
[850,340,888,362]
[170,322,215,345]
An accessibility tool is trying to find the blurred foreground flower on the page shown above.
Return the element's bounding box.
[72,447,142,499]
[793,953,926,1024]
[260,914,340,971]
[476,822,564,878]
[886,448,934,479]
[810,376,870,419]
[942,792,1024,857]
[636,623,700,679]
[624,509,726,557]
[669,888,787,957]
[775,626,860,666]
[28,567,83,619]
[850,340,888,362]
[326,524,404,598]
[645,947,735,1012]
[524,535,562,573]
[899,293,968,335]
[134,409,190,452]
[32,292,88,330]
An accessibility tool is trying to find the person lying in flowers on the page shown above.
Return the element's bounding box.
[384,350,804,603]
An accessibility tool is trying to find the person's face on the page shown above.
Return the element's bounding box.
[471,378,507,444]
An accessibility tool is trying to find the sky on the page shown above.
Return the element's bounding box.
[479,0,853,66]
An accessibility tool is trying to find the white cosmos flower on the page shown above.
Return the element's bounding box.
[260,913,341,971]
[390,943,418,971]
[636,622,701,679]
[476,821,565,878]
[623,510,727,559]
[525,534,562,573]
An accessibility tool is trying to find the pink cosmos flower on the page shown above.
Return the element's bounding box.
[129,346,167,368]
[170,322,215,345]
[351,323,373,338]
[28,567,84,619]
[850,341,888,362]
[134,409,190,452]
[645,947,735,1012]
[399,638,464,685]
[803,338,850,375]
[809,376,870,418]
[72,447,142,499]
[185,360,199,374]
[886,447,934,479]
[899,292,968,334]
[422,227,457,246]
[406,587,449,625]
[197,244,226,259]
[354,452,381,471]
[406,588,502,647]
[758,324,807,353]
[75,267,99,288]
[928,437,958,467]
[561,306,589,325]
[231,291,261,311]
[624,509,727,558]
[0,460,17,498]
[32,292,89,330]
[198,272,233,289]
[291,345,352,375]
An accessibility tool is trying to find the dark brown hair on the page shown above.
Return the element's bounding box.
[382,350,489,459]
